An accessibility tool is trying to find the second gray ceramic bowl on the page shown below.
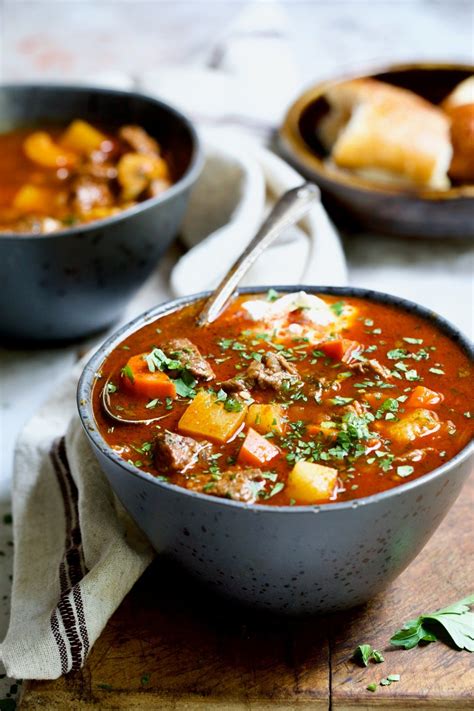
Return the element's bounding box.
[0,84,202,342]
[77,287,473,614]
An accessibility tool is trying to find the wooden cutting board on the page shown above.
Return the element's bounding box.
[20,473,473,710]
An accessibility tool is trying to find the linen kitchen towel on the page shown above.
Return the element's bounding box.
[0,363,154,679]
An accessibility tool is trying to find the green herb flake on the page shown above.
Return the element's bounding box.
[107,381,117,394]
[353,644,385,667]
[387,674,400,682]
[429,367,445,375]
[120,364,135,383]
[224,397,243,413]
[330,300,345,316]
[367,683,377,692]
[354,644,373,666]
[268,481,285,498]
[329,396,354,406]
[266,288,279,302]
[403,337,423,344]
[145,398,161,409]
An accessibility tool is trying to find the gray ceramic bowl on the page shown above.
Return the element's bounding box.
[77,286,473,614]
[0,84,202,342]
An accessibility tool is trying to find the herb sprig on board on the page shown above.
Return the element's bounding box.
[390,595,474,651]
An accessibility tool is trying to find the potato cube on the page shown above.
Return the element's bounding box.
[246,403,286,435]
[382,408,439,446]
[13,185,58,214]
[60,120,107,154]
[286,460,337,504]
[178,390,247,443]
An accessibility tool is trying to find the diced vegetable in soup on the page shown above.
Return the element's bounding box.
[92,291,474,506]
[0,121,173,234]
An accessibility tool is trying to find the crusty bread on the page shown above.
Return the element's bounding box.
[317,79,452,189]
[442,77,474,182]
[442,76,474,110]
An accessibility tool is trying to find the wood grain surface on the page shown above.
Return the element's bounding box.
[20,473,473,710]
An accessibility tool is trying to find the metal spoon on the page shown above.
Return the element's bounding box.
[196,182,320,326]
[103,182,320,424]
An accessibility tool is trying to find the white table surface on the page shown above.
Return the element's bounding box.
[0,0,473,702]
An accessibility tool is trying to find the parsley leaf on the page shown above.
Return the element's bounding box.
[390,595,474,651]
[330,300,345,316]
[174,370,197,398]
[224,397,243,413]
[353,644,385,667]
[403,337,423,345]
[120,364,134,383]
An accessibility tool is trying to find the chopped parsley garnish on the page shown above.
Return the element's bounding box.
[429,367,445,375]
[224,397,243,413]
[387,348,409,360]
[403,337,423,344]
[145,398,161,409]
[330,300,345,316]
[144,347,181,373]
[330,396,354,406]
[266,288,279,302]
[375,398,399,419]
[120,364,134,383]
[174,371,197,398]
[107,382,117,394]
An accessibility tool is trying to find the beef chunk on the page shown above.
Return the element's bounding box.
[154,431,210,473]
[206,468,265,503]
[72,175,114,212]
[349,358,392,380]
[219,377,253,401]
[164,338,215,381]
[119,125,160,155]
[79,161,118,180]
[221,352,301,398]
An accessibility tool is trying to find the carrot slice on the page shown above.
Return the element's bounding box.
[237,428,280,467]
[406,385,443,408]
[121,353,176,399]
[320,339,362,363]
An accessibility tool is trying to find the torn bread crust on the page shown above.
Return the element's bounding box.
[317,78,452,190]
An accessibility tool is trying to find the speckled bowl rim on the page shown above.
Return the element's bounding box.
[77,286,474,514]
[0,83,203,240]
[279,62,474,200]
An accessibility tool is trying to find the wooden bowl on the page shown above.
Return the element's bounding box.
[279,63,474,239]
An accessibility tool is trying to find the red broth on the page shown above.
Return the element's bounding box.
[92,293,473,506]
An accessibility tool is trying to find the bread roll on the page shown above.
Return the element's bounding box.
[442,77,474,182]
[442,76,474,110]
[317,79,452,189]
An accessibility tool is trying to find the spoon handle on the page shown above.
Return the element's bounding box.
[196,182,320,326]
